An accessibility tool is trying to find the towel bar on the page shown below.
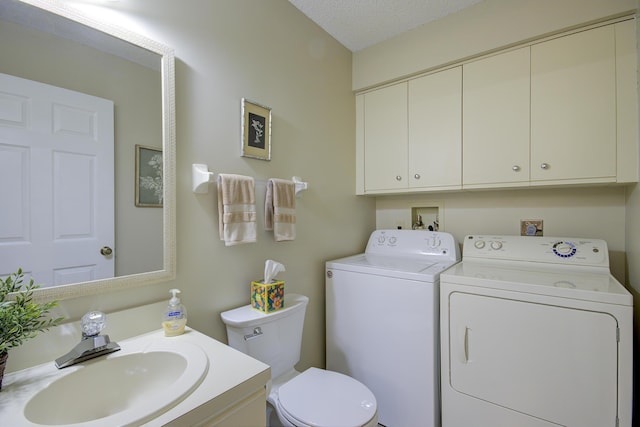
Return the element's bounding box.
[192,163,215,193]
[191,163,308,196]
[291,176,308,197]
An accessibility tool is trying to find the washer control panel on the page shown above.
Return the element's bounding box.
[464,235,608,267]
[366,229,460,261]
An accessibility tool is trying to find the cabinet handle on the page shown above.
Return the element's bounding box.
[464,327,472,363]
[512,165,520,172]
[414,174,421,180]
[395,175,402,181]
[540,163,550,170]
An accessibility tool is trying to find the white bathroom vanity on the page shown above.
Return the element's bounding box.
[1,322,270,426]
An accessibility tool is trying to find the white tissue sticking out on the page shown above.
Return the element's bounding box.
[264,259,285,284]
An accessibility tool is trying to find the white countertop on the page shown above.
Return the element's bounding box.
[1,328,271,426]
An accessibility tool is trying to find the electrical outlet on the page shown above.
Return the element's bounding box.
[521,220,543,236]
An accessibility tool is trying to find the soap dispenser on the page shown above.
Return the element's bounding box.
[162,289,187,337]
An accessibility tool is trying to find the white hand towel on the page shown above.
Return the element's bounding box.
[265,178,296,241]
[217,174,256,246]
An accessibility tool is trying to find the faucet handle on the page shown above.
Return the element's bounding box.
[81,311,106,338]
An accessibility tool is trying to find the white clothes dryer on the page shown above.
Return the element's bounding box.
[326,229,461,427]
[440,235,633,427]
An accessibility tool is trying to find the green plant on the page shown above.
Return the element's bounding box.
[0,268,64,354]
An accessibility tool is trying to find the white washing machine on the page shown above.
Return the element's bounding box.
[440,235,633,427]
[326,229,461,427]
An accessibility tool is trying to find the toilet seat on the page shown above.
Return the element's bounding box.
[276,367,377,427]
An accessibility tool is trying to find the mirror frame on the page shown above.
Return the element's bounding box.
[18,0,176,302]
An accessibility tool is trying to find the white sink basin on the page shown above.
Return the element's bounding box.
[23,341,208,426]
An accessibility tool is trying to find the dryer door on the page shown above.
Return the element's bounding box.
[448,292,618,427]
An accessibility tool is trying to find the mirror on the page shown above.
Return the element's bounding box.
[0,0,175,301]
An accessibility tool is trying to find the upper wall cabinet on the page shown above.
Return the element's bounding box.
[356,67,462,195]
[528,20,638,185]
[356,18,638,195]
[530,25,616,184]
[409,67,462,191]
[463,47,531,188]
[357,82,408,192]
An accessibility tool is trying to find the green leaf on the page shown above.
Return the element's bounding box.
[0,269,63,353]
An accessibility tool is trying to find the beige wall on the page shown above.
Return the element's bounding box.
[359,0,638,290]
[6,0,376,373]
[161,0,375,372]
[364,0,640,305]
[364,0,640,420]
[377,187,628,281]
[6,3,639,415]
[626,1,640,412]
[358,0,640,289]
[627,188,640,296]
[626,2,640,297]
[353,0,636,90]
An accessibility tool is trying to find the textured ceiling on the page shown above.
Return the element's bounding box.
[288,0,483,52]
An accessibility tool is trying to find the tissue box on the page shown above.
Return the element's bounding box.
[251,280,285,313]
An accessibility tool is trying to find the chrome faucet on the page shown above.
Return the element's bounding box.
[55,311,120,369]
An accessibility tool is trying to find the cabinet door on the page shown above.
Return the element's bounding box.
[463,47,530,187]
[205,388,266,426]
[531,25,616,182]
[448,292,618,427]
[408,67,461,190]
[362,82,408,191]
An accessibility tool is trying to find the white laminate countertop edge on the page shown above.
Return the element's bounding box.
[1,328,271,427]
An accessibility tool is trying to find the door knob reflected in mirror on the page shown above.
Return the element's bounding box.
[100,246,113,256]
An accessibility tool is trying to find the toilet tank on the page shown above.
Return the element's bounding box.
[220,294,308,379]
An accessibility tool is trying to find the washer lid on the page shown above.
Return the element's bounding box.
[278,368,377,427]
[326,253,456,282]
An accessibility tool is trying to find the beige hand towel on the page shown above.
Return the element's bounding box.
[217,174,256,246]
[265,178,296,241]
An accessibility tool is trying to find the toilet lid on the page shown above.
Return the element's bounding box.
[278,368,377,427]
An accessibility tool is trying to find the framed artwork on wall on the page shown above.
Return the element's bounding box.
[241,98,271,161]
[135,144,163,207]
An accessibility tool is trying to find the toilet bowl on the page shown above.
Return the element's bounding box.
[220,294,378,427]
[270,368,377,427]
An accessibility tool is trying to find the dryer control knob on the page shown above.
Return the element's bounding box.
[552,241,577,257]
[490,241,503,250]
[474,240,486,249]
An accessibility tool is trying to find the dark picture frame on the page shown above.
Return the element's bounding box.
[241,98,271,160]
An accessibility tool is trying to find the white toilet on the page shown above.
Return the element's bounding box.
[221,293,378,427]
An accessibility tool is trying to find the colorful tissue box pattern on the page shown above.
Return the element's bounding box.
[251,280,285,313]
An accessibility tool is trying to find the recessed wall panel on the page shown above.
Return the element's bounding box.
[53,265,95,286]
[52,103,97,140]
[53,151,94,239]
[0,143,29,241]
[0,91,29,128]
